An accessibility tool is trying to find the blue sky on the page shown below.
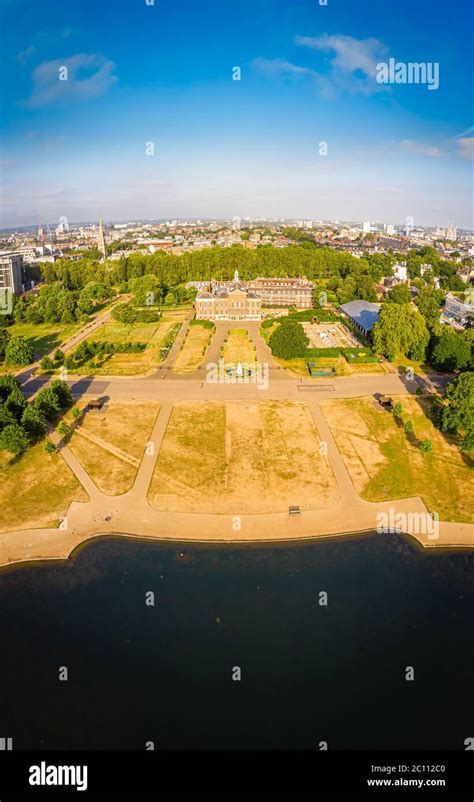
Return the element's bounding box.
[0,0,473,228]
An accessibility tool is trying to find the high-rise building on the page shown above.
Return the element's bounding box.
[362,221,371,233]
[97,217,107,258]
[0,252,24,295]
[384,223,395,236]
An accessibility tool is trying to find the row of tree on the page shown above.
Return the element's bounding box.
[0,376,72,455]
[10,281,111,326]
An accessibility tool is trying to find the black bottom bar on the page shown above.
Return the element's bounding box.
[0,751,472,802]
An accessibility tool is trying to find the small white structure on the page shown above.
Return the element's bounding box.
[393,262,408,281]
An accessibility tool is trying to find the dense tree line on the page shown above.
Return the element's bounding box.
[12,281,111,326]
[0,376,71,455]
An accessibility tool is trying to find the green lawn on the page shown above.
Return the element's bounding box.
[7,322,80,359]
[322,396,474,523]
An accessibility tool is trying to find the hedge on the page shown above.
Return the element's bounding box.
[190,319,214,329]
[303,346,378,362]
[286,308,338,322]
[306,347,341,358]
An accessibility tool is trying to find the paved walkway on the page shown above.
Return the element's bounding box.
[2,325,471,570]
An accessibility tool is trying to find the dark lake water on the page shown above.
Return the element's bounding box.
[0,533,472,750]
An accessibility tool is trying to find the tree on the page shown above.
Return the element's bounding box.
[40,355,55,371]
[34,387,62,420]
[21,405,47,437]
[386,283,411,304]
[404,419,414,434]
[415,286,444,330]
[431,328,471,372]
[419,439,433,454]
[0,423,29,454]
[49,379,73,408]
[0,401,16,430]
[0,329,10,360]
[4,385,26,419]
[373,304,429,361]
[4,337,34,366]
[269,321,309,359]
[54,349,65,363]
[441,373,473,446]
[44,440,57,454]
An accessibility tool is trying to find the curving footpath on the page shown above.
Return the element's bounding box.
[2,327,472,571]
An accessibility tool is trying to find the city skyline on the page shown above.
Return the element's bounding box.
[1,0,473,228]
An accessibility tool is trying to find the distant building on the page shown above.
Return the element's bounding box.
[362,221,371,234]
[444,293,474,324]
[246,277,313,308]
[339,300,381,338]
[457,266,474,285]
[195,273,314,320]
[393,262,408,281]
[0,252,25,295]
[97,217,107,258]
[383,223,395,236]
[195,271,261,321]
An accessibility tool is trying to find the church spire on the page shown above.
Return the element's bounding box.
[97,217,107,258]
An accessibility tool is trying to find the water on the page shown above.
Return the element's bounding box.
[0,533,472,750]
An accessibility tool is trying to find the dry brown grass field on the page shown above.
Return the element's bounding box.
[148,400,339,514]
[0,443,88,532]
[66,401,161,495]
[321,395,473,523]
[173,323,214,373]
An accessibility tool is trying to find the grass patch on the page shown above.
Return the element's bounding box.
[6,322,79,360]
[65,321,181,375]
[0,442,88,533]
[222,329,257,366]
[173,323,214,373]
[148,400,338,513]
[67,401,161,494]
[321,396,474,523]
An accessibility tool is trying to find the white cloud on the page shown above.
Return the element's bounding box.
[456,137,474,161]
[252,57,317,79]
[15,45,36,65]
[22,53,117,108]
[400,140,442,158]
[294,33,389,95]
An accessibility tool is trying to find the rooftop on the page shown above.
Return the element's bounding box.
[339,300,381,332]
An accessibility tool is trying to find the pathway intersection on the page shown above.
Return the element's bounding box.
[2,322,471,570]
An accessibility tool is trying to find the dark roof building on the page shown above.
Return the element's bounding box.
[339,300,381,336]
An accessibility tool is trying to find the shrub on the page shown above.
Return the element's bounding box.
[54,349,65,364]
[44,441,57,454]
[393,401,403,419]
[190,319,214,329]
[419,439,433,454]
[40,355,55,371]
